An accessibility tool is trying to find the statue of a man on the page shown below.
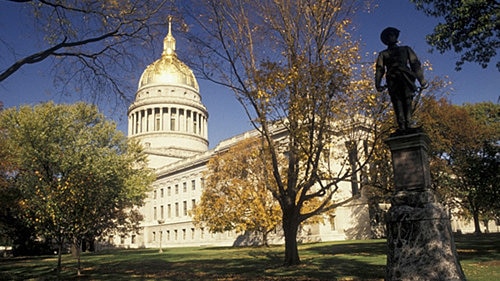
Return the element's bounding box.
[375,27,428,131]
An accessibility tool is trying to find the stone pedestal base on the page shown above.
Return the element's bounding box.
[385,132,465,281]
[386,191,466,280]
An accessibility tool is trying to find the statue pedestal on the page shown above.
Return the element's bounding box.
[385,132,465,281]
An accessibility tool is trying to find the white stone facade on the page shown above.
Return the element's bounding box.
[112,23,373,249]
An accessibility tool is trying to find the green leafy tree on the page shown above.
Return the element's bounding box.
[459,102,500,232]
[182,0,382,265]
[417,98,499,233]
[410,0,499,71]
[0,102,154,275]
[192,138,282,246]
[0,102,21,252]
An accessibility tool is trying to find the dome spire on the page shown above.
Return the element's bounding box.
[163,16,176,56]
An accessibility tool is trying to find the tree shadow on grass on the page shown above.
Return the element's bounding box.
[454,233,500,262]
[84,257,285,280]
[298,241,387,280]
[307,240,387,256]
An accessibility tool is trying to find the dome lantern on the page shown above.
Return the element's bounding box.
[137,17,199,94]
[163,16,176,56]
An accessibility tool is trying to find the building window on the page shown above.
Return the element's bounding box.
[120,235,125,244]
[167,186,171,196]
[160,205,164,220]
[182,229,186,240]
[201,228,204,239]
[160,188,164,198]
[193,114,197,134]
[152,231,156,242]
[174,229,178,240]
[183,182,187,193]
[170,108,176,131]
[135,115,139,134]
[191,199,196,209]
[155,109,160,131]
[175,203,179,217]
[199,116,202,134]
[140,111,145,133]
[200,178,205,189]
[191,228,195,239]
[153,207,157,220]
[179,109,185,131]
[183,201,187,216]
[146,108,152,132]
[175,184,179,194]
[329,215,336,231]
[166,230,170,241]
[153,190,157,199]
[167,204,171,218]
[131,235,136,244]
[191,180,196,190]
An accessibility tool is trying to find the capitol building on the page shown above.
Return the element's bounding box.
[109,23,375,249]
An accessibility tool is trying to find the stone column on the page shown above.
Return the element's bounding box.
[148,108,153,132]
[128,113,133,136]
[385,131,465,281]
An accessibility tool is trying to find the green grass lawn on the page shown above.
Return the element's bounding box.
[1,233,498,280]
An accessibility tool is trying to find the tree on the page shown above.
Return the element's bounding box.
[0,103,15,193]
[416,98,500,233]
[192,137,282,246]
[410,0,500,71]
[1,0,171,101]
[182,0,382,265]
[0,102,155,275]
[459,102,499,232]
[0,102,21,253]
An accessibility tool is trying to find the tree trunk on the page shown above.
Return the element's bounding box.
[473,211,482,234]
[74,238,82,276]
[482,220,490,233]
[71,238,83,276]
[56,238,64,277]
[262,230,269,247]
[89,238,95,252]
[282,213,300,266]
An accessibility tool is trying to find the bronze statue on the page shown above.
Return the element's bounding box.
[375,27,428,131]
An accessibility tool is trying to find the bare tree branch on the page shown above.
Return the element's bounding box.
[1,29,120,82]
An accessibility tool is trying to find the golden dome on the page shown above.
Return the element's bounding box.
[137,19,199,92]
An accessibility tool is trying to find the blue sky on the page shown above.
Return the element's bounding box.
[1,0,498,147]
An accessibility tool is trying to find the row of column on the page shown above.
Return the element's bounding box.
[129,106,207,138]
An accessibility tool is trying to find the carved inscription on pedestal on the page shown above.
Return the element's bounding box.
[392,148,425,190]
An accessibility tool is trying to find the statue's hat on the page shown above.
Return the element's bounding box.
[380,27,400,45]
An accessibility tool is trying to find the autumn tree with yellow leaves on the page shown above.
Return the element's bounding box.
[0,102,154,275]
[192,138,282,246]
[182,0,385,265]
